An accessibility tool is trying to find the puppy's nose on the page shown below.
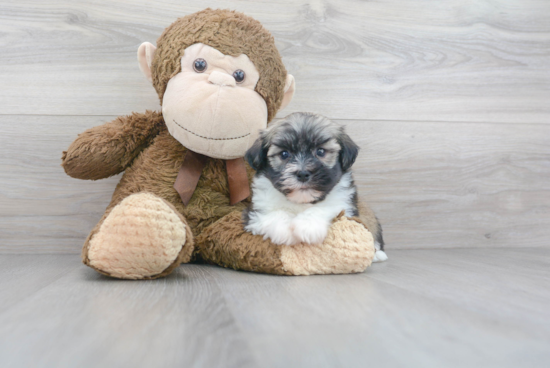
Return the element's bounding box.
[208,71,236,87]
[296,171,310,183]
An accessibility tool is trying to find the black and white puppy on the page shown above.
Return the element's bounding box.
[243,112,387,262]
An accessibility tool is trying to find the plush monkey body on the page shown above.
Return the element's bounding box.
[63,9,376,279]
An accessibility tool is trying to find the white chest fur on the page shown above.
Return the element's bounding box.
[245,172,357,245]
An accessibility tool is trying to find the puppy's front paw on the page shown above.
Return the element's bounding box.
[263,221,297,245]
[245,211,297,245]
[291,216,329,245]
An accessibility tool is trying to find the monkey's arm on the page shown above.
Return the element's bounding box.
[62,111,164,180]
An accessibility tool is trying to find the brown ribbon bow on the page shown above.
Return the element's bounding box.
[173,150,250,206]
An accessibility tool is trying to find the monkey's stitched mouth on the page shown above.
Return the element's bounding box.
[173,119,250,141]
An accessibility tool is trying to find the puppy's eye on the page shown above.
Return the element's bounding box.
[316,148,326,157]
[193,58,207,73]
[233,69,245,83]
[280,151,290,160]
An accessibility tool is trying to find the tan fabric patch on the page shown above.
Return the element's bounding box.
[280,217,374,275]
[88,192,188,279]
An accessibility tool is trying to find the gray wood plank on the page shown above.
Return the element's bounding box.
[209,248,550,368]
[0,259,258,368]
[364,248,550,330]
[0,255,80,313]
[1,0,549,123]
[347,119,550,249]
[2,115,549,252]
[1,250,547,368]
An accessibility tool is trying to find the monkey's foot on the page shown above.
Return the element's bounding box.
[198,212,374,276]
[83,192,194,279]
[280,216,375,275]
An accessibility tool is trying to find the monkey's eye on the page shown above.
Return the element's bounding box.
[233,69,245,83]
[193,58,207,73]
[280,151,290,160]
[316,148,326,157]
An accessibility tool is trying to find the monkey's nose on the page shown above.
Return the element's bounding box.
[208,71,236,87]
[296,171,311,183]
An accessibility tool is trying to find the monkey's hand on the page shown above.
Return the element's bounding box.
[62,111,164,180]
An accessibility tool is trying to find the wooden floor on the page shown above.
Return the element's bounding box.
[1,249,549,368]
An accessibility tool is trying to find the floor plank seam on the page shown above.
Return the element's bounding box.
[202,267,263,368]
[0,261,82,316]
[361,272,514,324]
[1,113,549,126]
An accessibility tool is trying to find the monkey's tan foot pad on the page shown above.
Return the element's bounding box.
[280,216,375,275]
[85,192,193,279]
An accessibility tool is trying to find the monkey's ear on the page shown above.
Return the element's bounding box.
[137,42,157,83]
[338,131,360,171]
[279,74,295,110]
[245,137,268,171]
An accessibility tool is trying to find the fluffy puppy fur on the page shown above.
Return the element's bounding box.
[243,112,387,261]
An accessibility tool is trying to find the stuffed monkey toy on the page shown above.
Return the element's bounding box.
[62,8,376,279]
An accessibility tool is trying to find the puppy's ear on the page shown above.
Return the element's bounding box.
[245,137,268,171]
[338,131,360,171]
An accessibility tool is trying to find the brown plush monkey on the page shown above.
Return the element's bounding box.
[62,9,375,279]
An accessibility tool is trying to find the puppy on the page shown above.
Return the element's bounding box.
[243,112,387,262]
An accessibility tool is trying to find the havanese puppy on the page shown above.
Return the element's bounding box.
[243,112,387,262]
